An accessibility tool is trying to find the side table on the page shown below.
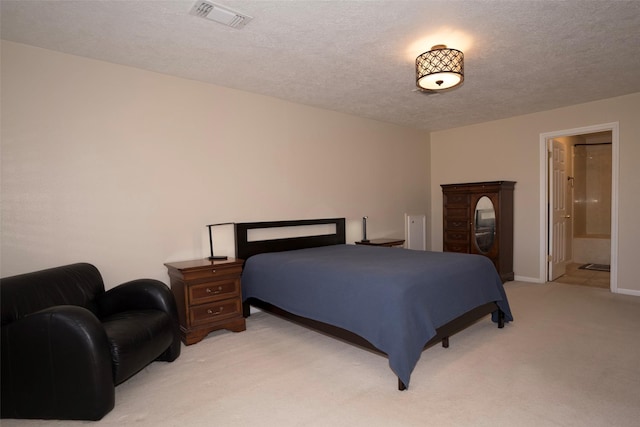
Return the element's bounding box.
[165,258,246,345]
[355,238,405,247]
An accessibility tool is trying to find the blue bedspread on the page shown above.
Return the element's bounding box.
[241,244,513,387]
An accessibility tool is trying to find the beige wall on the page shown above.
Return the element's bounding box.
[430,92,640,295]
[3,41,639,296]
[0,41,430,286]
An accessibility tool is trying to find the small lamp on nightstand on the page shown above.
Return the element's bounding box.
[361,216,369,243]
[206,222,234,260]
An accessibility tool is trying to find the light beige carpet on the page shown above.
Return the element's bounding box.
[3,282,640,427]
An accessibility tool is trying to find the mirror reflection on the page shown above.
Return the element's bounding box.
[474,196,495,252]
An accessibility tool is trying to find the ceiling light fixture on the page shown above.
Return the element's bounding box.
[416,44,464,92]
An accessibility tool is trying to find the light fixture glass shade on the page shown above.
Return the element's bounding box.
[416,45,464,91]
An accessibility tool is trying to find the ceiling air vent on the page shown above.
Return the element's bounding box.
[189,1,253,29]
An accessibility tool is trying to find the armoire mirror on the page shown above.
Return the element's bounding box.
[474,196,496,253]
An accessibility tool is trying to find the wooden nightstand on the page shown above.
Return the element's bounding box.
[355,238,405,247]
[164,258,246,345]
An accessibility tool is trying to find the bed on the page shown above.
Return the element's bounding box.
[236,218,512,390]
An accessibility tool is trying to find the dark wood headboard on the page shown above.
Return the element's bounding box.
[235,218,346,260]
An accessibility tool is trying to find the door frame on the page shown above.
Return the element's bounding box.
[539,122,619,291]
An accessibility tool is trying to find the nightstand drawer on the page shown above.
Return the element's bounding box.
[181,266,243,282]
[190,299,242,327]
[189,279,239,305]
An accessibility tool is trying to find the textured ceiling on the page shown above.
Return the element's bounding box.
[2,0,640,131]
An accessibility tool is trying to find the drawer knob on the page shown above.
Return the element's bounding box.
[207,307,224,315]
[211,269,216,274]
[206,286,223,294]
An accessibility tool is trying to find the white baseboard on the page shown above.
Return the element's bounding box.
[614,288,640,297]
[513,275,545,283]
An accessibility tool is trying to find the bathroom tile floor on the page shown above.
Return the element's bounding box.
[552,262,610,289]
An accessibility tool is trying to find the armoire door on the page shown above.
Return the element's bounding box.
[470,192,500,266]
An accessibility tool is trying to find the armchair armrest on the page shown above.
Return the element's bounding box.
[95,279,181,362]
[95,279,176,318]
[1,306,114,420]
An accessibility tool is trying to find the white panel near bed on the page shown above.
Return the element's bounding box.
[406,214,426,250]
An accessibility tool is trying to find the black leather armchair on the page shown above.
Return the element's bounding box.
[1,263,181,420]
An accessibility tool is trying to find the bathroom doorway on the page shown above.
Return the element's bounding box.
[540,123,618,291]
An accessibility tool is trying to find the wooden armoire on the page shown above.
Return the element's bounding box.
[441,181,515,282]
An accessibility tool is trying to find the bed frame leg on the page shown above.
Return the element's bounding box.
[442,336,449,348]
[498,309,505,329]
[243,301,251,318]
[398,378,407,391]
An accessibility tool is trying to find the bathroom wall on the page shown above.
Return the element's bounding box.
[572,132,612,264]
[573,143,612,237]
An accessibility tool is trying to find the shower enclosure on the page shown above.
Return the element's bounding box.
[572,142,612,266]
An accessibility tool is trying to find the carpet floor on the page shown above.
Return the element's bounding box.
[3,281,640,427]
